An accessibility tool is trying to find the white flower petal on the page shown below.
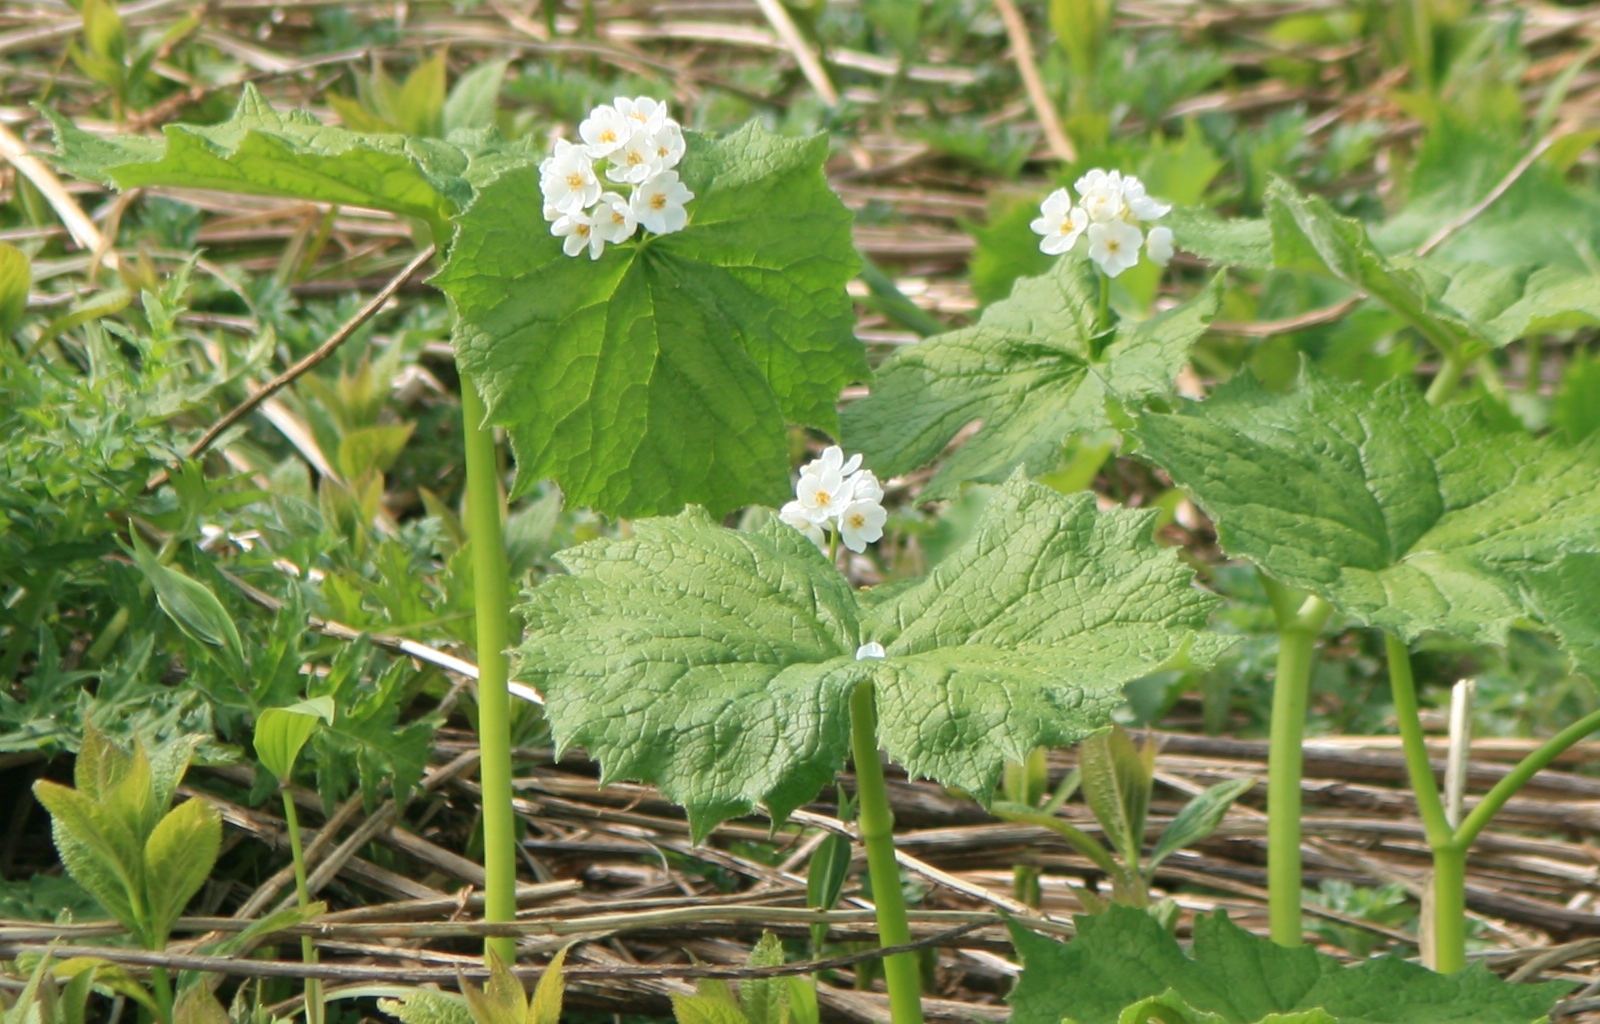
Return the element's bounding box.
[855,642,886,660]
[1145,225,1175,267]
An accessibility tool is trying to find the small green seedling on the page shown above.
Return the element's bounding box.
[670,933,819,1024]
[996,726,1253,926]
[380,946,570,1024]
[32,728,220,1023]
[254,696,337,1024]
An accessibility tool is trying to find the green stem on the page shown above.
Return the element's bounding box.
[1456,705,1600,847]
[1385,635,1453,847]
[281,791,323,1024]
[1430,843,1467,974]
[460,375,518,966]
[1265,588,1331,946]
[1424,351,1466,404]
[149,966,172,1024]
[1097,273,1111,334]
[828,523,841,569]
[849,681,923,1024]
[1386,633,1466,973]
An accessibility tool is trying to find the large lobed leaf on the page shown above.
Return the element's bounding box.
[436,122,865,517]
[46,85,529,234]
[515,474,1229,839]
[840,258,1221,500]
[1009,904,1570,1024]
[1132,364,1600,646]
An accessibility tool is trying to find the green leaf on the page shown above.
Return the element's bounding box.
[1146,777,1254,873]
[172,985,231,1024]
[395,50,447,139]
[840,260,1221,500]
[1553,350,1600,441]
[142,796,221,945]
[0,242,30,338]
[528,945,570,1024]
[740,932,789,1024]
[518,475,1229,839]
[1522,554,1600,680]
[1265,180,1474,356]
[1372,113,1600,271]
[443,60,509,135]
[130,536,247,676]
[380,991,475,1024]
[862,476,1234,797]
[1009,905,1570,1024]
[1078,725,1155,869]
[1165,208,1271,270]
[992,802,1126,881]
[255,696,336,783]
[516,506,871,840]
[436,120,865,517]
[786,976,818,1024]
[32,782,145,935]
[1132,364,1600,646]
[74,725,131,802]
[673,995,752,1024]
[44,85,523,236]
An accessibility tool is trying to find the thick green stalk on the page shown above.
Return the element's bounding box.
[849,681,924,1024]
[1264,586,1331,946]
[280,791,323,1024]
[1430,844,1467,974]
[460,375,518,966]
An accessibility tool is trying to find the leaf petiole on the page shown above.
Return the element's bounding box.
[848,681,923,1024]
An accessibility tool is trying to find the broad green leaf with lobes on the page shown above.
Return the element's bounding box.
[45,85,531,234]
[515,475,1230,839]
[1009,904,1570,1024]
[1523,554,1600,680]
[1132,365,1600,645]
[437,122,865,517]
[840,258,1221,500]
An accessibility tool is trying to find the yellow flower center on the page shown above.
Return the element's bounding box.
[848,513,866,528]
[566,172,584,189]
[814,490,831,506]
[627,150,644,166]
[650,193,667,210]
[576,224,590,238]
[599,129,616,143]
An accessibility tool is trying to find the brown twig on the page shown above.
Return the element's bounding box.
[990,0,1076,163]
[1416,135,1555,257]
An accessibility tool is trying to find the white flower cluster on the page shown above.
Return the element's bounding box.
[540,97,695,260]
[1030,169,1174,278]
[780,446,887,554]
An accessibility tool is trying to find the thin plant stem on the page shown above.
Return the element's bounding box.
[1456,705,1600,847]
[1097,273,1110,334]
[460,375,518,966]
[1386,633,1463,973]
[1264,583,1331,945]
[848,681,924,1024]
[828,524,840,569]
[1424,351,1466,404]
[281,791,323,1024]
[149,966,172,1024]
[1385,635,1453,847]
